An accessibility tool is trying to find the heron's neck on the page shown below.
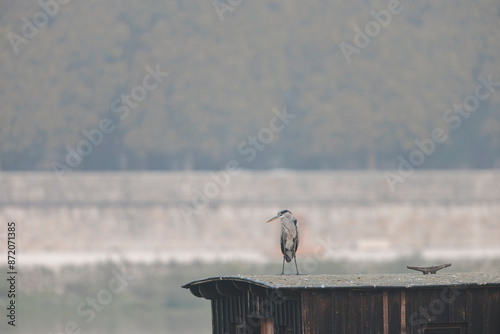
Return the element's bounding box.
[281,220,291,232]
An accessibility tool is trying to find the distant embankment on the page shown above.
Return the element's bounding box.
[1,170,499,267]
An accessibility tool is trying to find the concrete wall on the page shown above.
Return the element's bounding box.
[1,170,499,265]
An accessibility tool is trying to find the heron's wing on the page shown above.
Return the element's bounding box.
[294,224,299,254]
[280,233,286,256]
[293,219,299,254]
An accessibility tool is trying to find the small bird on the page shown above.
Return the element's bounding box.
[266,209,300,275]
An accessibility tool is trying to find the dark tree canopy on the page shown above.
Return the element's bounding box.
[1,1,499,171]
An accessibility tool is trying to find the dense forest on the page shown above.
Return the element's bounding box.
[0,0,499,171]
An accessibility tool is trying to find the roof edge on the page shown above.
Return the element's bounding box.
[182,272,500,290]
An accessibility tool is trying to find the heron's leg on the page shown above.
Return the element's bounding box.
[293,253,299,275]
[281,256,285,275]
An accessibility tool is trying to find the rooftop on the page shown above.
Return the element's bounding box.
[183,272,500,291]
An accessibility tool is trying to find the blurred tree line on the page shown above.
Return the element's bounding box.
[0,0,499,171]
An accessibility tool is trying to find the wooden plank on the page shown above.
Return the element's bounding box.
[228,296,234,324]
[466,288,484,334]
[387,290,401,334]
[383,291,389,334]
[260,318,274,334]
[448,288,466,324]
[242,291,249,333]
[214,299,224,334]
[486,288,500,333]
[301,291,312,333]
[301,291,334,333]
[311,291,333,334]
[223,298,230,333]
[294,297,302,334]
[211,300,218,334]
[481,288,488,334]
[408,289,424,334]
[364,290,384,334]
[406,288,454,331]
[332,289,350,334]
[465,288,472,334]
[350,290,365,334]
[401,290,407,334]
[427,288,450,324]
[223,299,229,334]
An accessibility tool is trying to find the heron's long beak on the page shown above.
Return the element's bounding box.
[266,215,280,223]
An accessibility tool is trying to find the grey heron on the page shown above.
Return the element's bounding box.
[266,209,300,275]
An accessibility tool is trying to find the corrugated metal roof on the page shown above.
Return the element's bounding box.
[183,272,500,290]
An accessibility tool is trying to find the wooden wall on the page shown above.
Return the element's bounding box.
[207,285,500,333]
[301,287,500,334]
